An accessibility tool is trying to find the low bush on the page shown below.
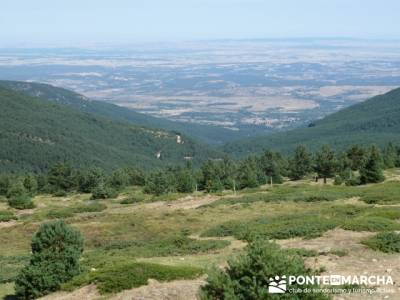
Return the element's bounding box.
[72,202,107,213]
[120,196,143,204]
[200,240,329,299]
[46,209,75,219]
[63,262,202,294]
[8,194,35,210]
[47,203,107,219]
[100,235,230,257]
[342,217,400,232]
[91,184,119,200]
[362,232,400,253]
[0,210,17,222]
[203,214,339,241]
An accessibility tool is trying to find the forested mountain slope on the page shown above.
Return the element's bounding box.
[0,86,219,173]
[223,87,400,156]
[0,80,245,145]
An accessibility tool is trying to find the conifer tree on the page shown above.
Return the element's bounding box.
[15,220,84,299]
[289,145,312,180]
[314,145,337,184]
[360,145,385,184]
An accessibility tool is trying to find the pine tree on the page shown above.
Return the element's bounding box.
[360,145,385,184]
[260,150,282,186]
[382,142,397,169]
[314,145,337,184]
[346,145,366,171]
[15,220,84,299]
[289,145,312,180]
[47,163,76,192]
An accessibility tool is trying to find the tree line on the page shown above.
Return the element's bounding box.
[0,143,399,208]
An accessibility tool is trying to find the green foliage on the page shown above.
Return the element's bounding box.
[0,255,29,284]
[15,220,84,299]
[223,88,400,156]
[23,174,38,195]
[76,168,105,193]
[362,232,400,253]
[46,203,107,219]
[100,235,230,257]
[260,150,284,185]
[0,85,220,173]
[200,241,329,300]
[289,145,312,180]
[8,194,35,210]
[342,217,400,232]
[0,175,11,196]
[202,214,339,241]
[0,210,17,222]
[359,145,385,184]
[63,261,202,294]
[6,180,27,199]
[144,170,176,195]
[48,163,76,192]
[359,181,400,204]
[108,169,130,190]
[120,196,143,204]
[314,145,337,183]
[91,183,119,200]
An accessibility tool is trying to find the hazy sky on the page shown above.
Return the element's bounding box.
[1,0,400,46]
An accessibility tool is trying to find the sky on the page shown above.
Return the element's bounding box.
[1,0,400,46]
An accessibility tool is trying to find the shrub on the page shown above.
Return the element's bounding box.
[15,220,84,299]
[0,210,17,222]
[91,184,118,200]
[202,214,339,241]
[63,262,202,294]
[46,209,75,219]
[120,197,142,204]
[200,241,329,299]
[342,217,400,232]
[362,232,400,253]
[72,202,107,213]
[333,175,343,185]
[8,194,35,210]
[53,190,68,197]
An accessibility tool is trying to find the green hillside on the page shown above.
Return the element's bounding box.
[0,86,219,173]
[223,87,400,156]
[0,80,246,145]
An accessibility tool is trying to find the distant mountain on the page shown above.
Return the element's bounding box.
[0,86,220,173]
[0,80,247,145]
[223,87,400,156]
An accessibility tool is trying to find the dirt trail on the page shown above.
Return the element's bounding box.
[110,278,205,300]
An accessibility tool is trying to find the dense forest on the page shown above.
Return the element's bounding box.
[1,142,398,210]
[0,80,246,145]
[0,86,220,173]
[223,87,400,156]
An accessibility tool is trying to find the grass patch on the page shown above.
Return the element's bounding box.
[100,235,230,257]
[0,211,17,222]
[0,255,29,283]
[359,182,400,204]
[62,261,202,294]
[202,184,360,208]
[362,232,400,253]
[46,202,107,219]
[120,196,144,205]
[342,217,400,232]
[202,213,340,241]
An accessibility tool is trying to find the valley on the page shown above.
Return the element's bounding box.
[1,39,400,136]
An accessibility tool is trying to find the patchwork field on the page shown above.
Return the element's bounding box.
[1,170,400,299]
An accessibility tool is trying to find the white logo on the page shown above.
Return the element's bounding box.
[268,275,287,293]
